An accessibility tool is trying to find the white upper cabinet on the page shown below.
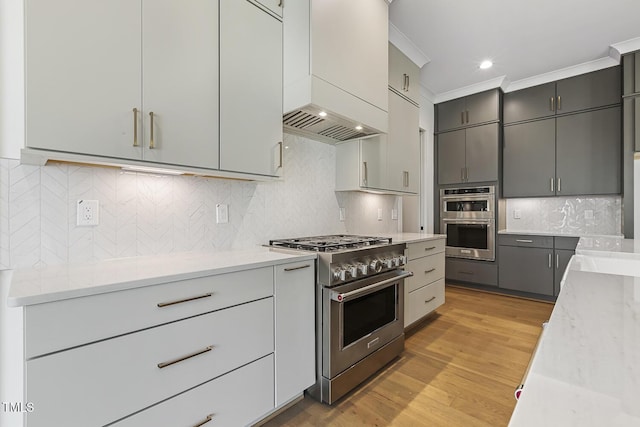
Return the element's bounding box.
[389,43,420,106]
[284,0,389,135]
[25,0,142,161]
[220,0,283,177]
[387,90,420,193]
[254,0,283,18]
[25,0,283,178]
[141,0,219,169]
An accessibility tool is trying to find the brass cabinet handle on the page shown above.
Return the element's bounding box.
[424,246,436,251]
[557,177,561,192]
[157,293,213,308]
[556,253,560,269]
[132,108,139,147]
[403,171,409,187]
[425,296,436,304]
[548,253,552,269]
[550,177,555,193]
[157,345,213,369]
[278,0,283,6]
[149,111,155,149]
[461,111,465,125]
[278,141,283,169]
[284,264,311,272]
[557,95,562,111]
[193,414,214,427]
[465,110,469,123]
[424,268,436,274]
[550,96,555,111]
[406,74,410,91]
[363,161,368,186]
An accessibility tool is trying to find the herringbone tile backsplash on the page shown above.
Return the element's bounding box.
[0,134,401,269]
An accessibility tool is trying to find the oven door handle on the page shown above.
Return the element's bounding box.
[330,271,413,303]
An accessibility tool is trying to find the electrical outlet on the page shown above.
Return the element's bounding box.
[216,204,229,224]
[513,209,521,219]
[77,200,99,226]
[377,208,383,221]
[391,209,398,220]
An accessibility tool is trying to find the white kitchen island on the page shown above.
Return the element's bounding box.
[0,248,317,427]
[509,236,640,426]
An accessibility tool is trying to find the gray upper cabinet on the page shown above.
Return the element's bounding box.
[437,123,499,185]
[436,90,499,132]
[556,106,621,196]
[623,51,640,96]
[504,67,621,124]
[503,119,556,197]
[503,82,556,124]
[504,107,621,197]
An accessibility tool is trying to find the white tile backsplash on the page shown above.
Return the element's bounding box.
[505,196,622,236]
[0,134,402,269]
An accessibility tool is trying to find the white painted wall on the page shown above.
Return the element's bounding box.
[0,0,24,159]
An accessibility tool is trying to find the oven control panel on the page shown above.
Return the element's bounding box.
[330,254,407,285]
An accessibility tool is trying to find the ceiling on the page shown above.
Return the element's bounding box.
[389,0,640,102]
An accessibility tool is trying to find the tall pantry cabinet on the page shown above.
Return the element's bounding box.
[25,0,283,177]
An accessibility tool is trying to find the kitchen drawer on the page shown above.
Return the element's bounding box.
[405,253,445,293]
[405,278,445,327]
[445,258,497,286]
[25,297,274,427]
[25,266,273,359]
[113,354,275,427]
[406,238,445,261]
[498,234,553,248]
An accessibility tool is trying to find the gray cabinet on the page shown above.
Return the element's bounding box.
[445,257,497,287]
[504,67,621,124]
[437,90,500,132]
[498,234,578,299]
[503,106,621,197]
[623,52,640,96]
[437,123,499,185]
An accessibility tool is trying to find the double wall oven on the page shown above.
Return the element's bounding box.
[440,186,495,261]
[269,235,412,404]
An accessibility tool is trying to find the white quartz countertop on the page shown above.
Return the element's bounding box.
[7,248,317,307]
[509,238,640,426]
[377,232,446,244]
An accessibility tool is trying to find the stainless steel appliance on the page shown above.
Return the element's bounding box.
[440,186,495,261]
[269,235,412,404]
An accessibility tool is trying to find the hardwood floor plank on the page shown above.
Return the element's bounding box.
[262,286,554,426]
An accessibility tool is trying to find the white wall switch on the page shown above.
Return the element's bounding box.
[77,200,99,226]
[216,204,229,224]
[377,208,383,221]
[339,208,346,221]
[391,209,398,220]
[513,209,521,219]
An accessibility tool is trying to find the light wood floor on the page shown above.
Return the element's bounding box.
[262,285,554,427]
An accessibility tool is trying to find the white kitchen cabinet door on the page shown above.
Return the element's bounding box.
[274,262,315,406]
[389,43,420,106]
[311,0,388,113]
[25,0,141,160]
[141,0,219,169]
[361,134,389,191]
[220,0,283,177]
[387,90,420,193]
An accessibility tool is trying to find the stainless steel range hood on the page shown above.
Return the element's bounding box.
[283,0,389,144]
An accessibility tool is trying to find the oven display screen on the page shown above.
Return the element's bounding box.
[445,200,488,212]
[343,285,397,347]
[446,223,489,250]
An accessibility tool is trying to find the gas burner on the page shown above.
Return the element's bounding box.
[269,235,392,252]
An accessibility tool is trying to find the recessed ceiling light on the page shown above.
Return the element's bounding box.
[355,125,363,131]
[479,60,493,70]
[318,111,327,117]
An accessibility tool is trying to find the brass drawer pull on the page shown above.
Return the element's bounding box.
[149,111,155,149]
[425,296,436,304]
[424,246,436,251]
[158,345,213,369]
[424,268,436,274]
[284,264,311,272]
[157,293,213,308]
[193,414,214,427]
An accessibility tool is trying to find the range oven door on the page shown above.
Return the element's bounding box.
[441,219,495,261]
[323,270,411,379]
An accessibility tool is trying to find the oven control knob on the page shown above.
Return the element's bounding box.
[332,268,343,281]
[399,255,407,266]
[348,265,358,278]
[370,259,383,273]
[358,263,368,275]
[384,259,393,269]
[392,257,400,267]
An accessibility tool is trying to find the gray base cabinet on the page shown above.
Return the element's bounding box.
[498,234,578,299]
[445,257,497,287]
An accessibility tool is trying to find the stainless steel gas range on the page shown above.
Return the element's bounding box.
[269,235,412,404]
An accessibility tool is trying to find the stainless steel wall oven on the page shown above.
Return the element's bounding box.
[440,186,495,261]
